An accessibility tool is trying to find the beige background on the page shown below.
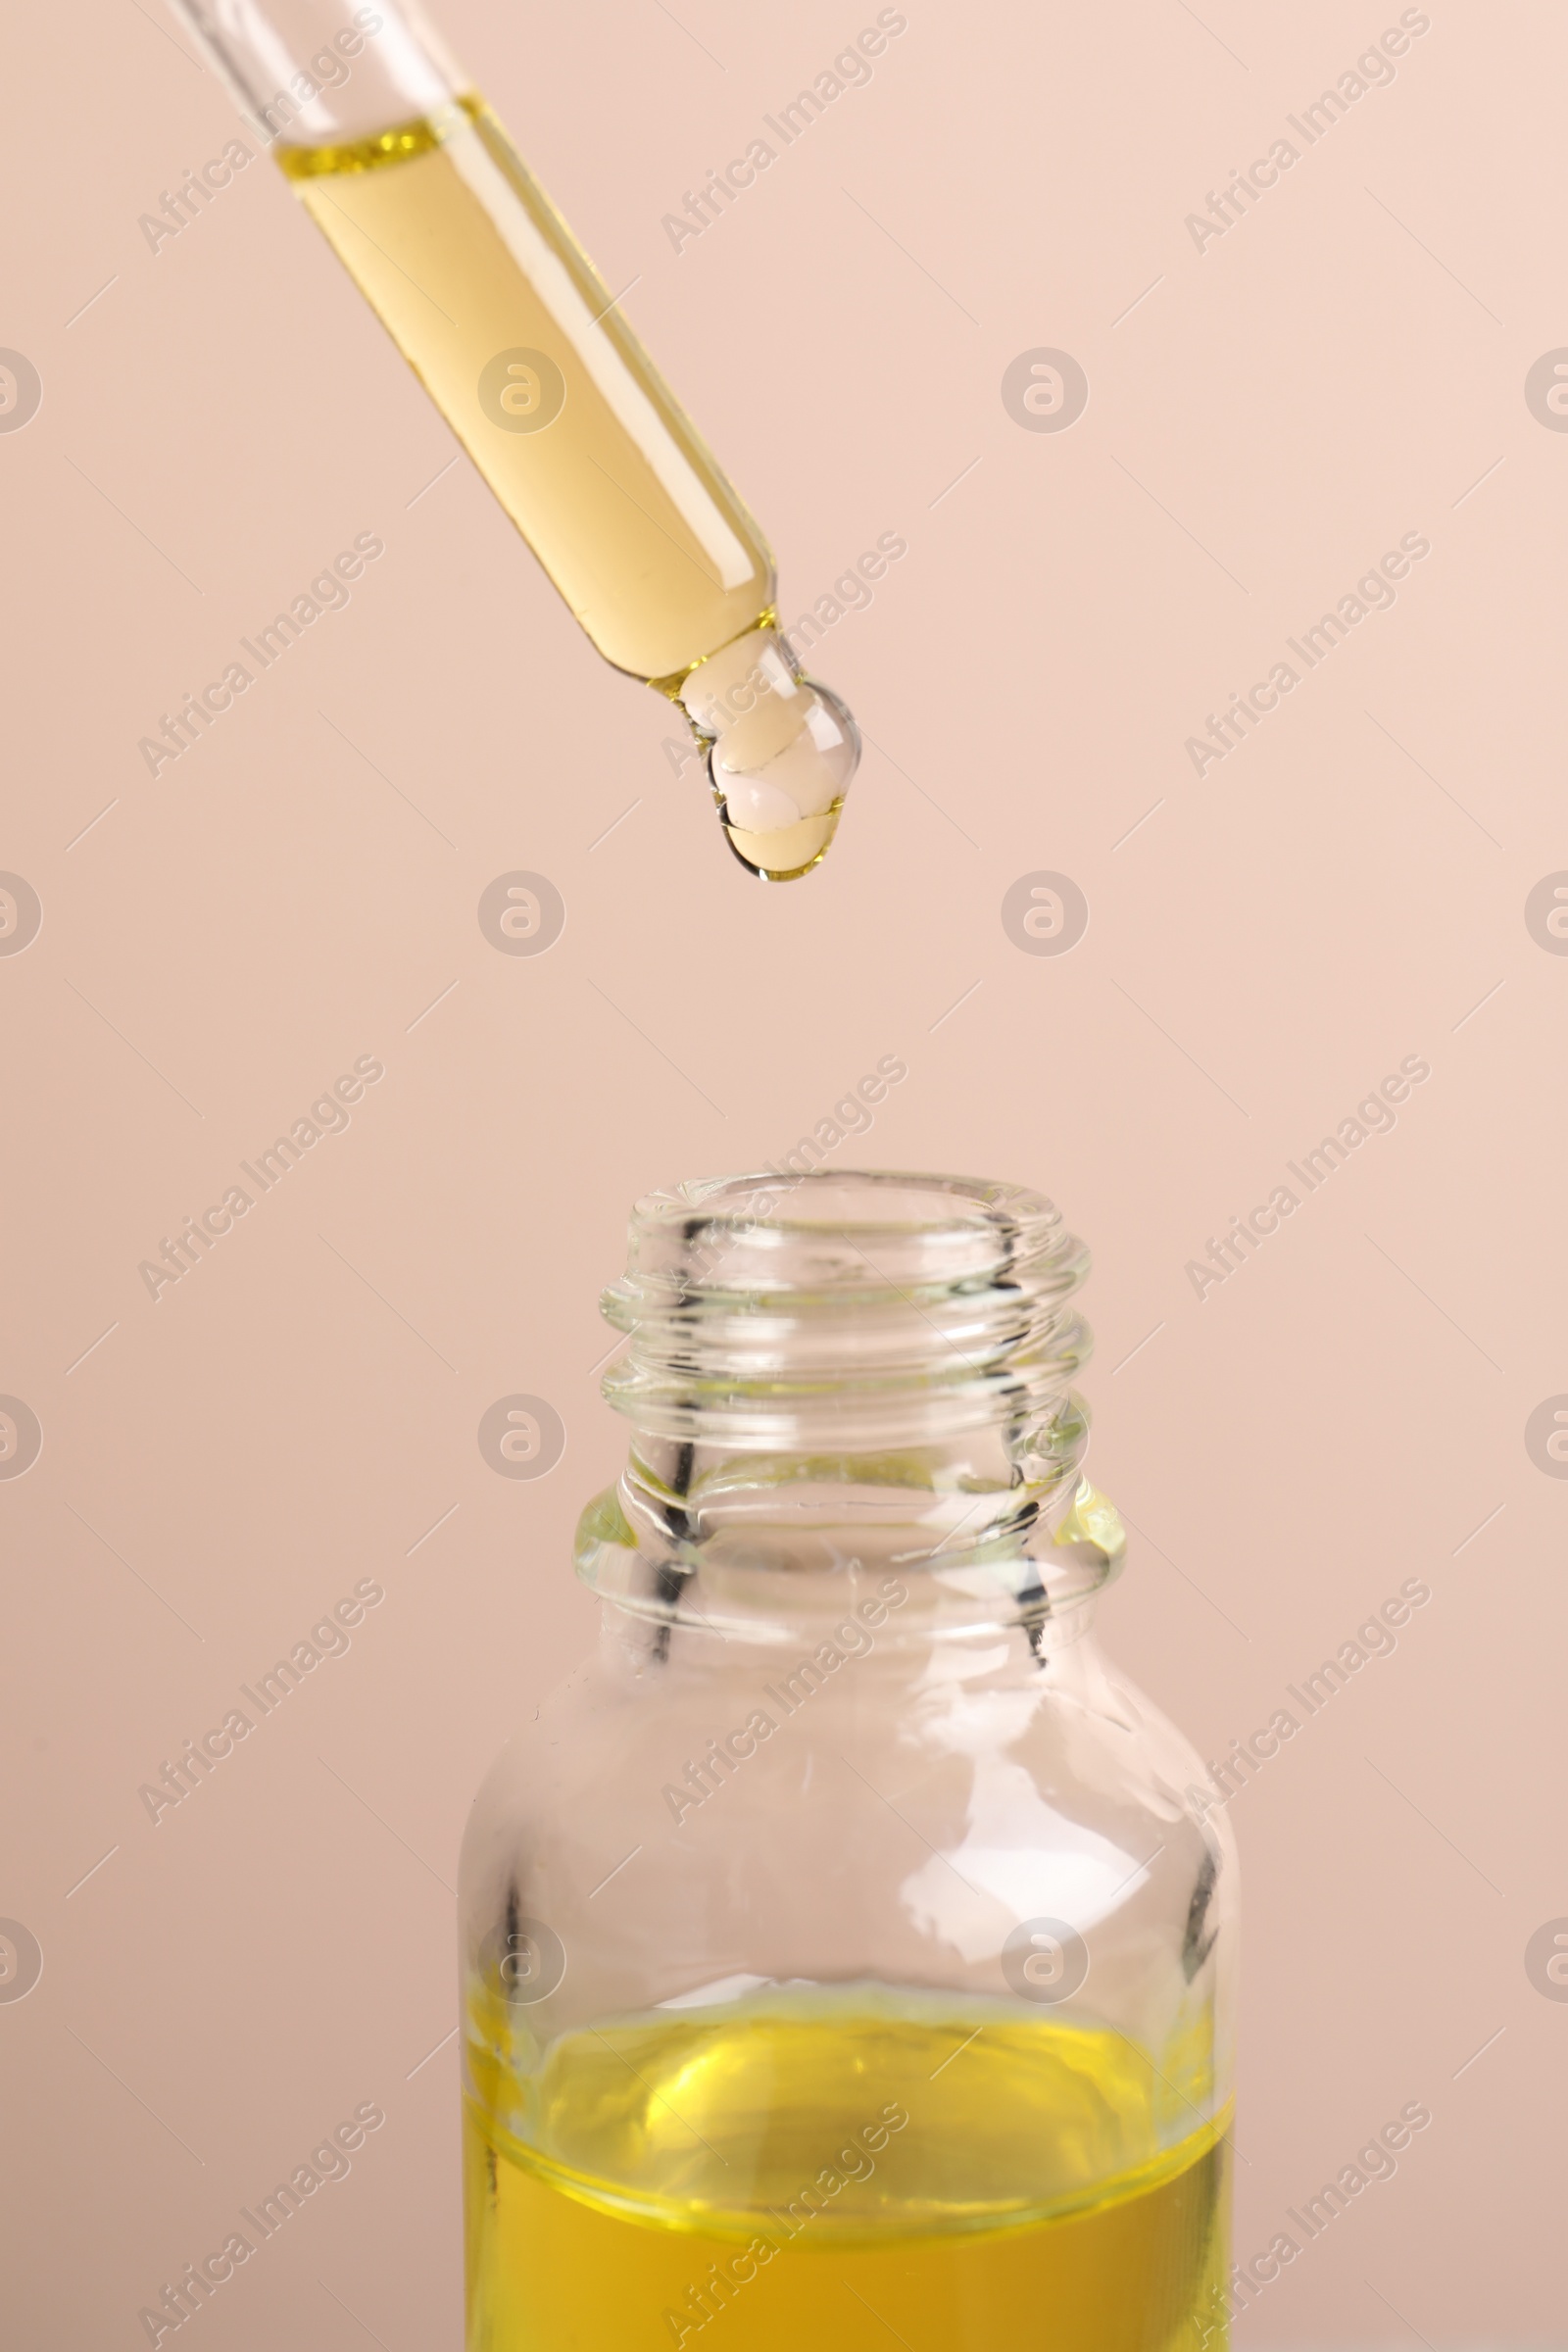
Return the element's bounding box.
[3,0,1565,2341]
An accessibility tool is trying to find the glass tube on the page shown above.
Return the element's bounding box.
[170,0,860,878]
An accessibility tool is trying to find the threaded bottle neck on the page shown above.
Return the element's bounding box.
[576,1172,1123,1637]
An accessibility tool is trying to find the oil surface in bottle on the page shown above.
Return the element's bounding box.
[279,102,772,684]
[464,1987,1229,2350]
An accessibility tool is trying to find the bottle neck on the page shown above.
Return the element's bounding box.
[574,1172,1124,1645]
[578,1470,1121,1659]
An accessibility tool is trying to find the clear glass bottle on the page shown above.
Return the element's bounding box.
[460,1172,1237,2351]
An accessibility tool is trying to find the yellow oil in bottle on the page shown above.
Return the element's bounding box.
[464,1988,1229,2350]
[278,101,771,686]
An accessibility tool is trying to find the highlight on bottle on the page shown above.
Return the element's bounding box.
[168,0,863,878]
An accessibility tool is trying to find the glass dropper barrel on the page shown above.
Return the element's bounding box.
[169,0,860,879]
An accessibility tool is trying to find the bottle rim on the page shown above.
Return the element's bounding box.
[605,1168,1080,1308]
[600,1169,1090,1445]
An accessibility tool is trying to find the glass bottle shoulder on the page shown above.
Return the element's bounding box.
[460,1620,1236,2054]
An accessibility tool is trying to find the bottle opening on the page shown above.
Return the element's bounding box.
[578,1171,1122,1637]
[609,1163,1082,1298]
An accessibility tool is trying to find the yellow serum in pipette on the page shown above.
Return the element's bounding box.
[279,104,858,879]
[279,101,771,685]
[463,1987,1230,2351]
